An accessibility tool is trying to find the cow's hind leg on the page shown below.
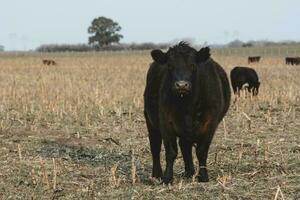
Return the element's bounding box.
[249,86,257,96]
[162,137,178,184]
[179,138,195,178]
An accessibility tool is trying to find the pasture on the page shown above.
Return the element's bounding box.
[0,51,299,199]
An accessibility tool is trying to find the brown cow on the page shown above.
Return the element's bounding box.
[42,59,56,65]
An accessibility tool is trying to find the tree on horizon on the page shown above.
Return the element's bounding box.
[88,16,123,47]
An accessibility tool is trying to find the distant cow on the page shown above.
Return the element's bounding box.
[144,42,231,184]
[286,57,300,65]
[230,66,260,96]
[248,56,261,64]
[42,59,56,65]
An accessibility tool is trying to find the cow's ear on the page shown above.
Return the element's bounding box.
[151,49,167,64]
[196,47,210,63]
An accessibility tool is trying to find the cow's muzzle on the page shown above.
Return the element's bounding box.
[174,81,191,97]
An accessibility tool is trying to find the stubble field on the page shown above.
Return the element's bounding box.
[0,51,299,199]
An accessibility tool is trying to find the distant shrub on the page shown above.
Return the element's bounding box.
[36,44,95,52]
[128,42,169,50]
[36,42,170,52]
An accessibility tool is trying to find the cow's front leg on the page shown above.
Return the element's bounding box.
[196,114,217,182]
[162,136,178,184]
[179,138,194,177]
[196,136,212,182]
[179,114,195,178]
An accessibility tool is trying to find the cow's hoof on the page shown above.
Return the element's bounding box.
[198,176,209,182]
[184,170,195,178]
[152,170,163,179]
[198,168,209,182]
[162,176,173,185]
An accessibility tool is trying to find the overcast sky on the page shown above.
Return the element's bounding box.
[1,0,299,50]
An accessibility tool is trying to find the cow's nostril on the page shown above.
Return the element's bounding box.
[175,81,190,90]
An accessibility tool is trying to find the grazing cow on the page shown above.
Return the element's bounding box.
[49,60,56,65]
[248,56,261,64]
[42,59,56,65]
[295,57,300,65]
[144,42,231,184]
[230,66,260,96]
[285,57,293,65]
[286,57,300,65]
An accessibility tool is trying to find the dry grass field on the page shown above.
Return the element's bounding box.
[0,52,299,199]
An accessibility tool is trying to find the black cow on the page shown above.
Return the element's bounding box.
[144,42,231,184]
[230,66,260,96]
[248,56,261,64]
[286,57,300,65]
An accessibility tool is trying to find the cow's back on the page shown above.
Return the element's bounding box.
[231,66,258,80]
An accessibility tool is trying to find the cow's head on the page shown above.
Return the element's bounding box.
[151,42,210,98]
[253,81,260,96]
